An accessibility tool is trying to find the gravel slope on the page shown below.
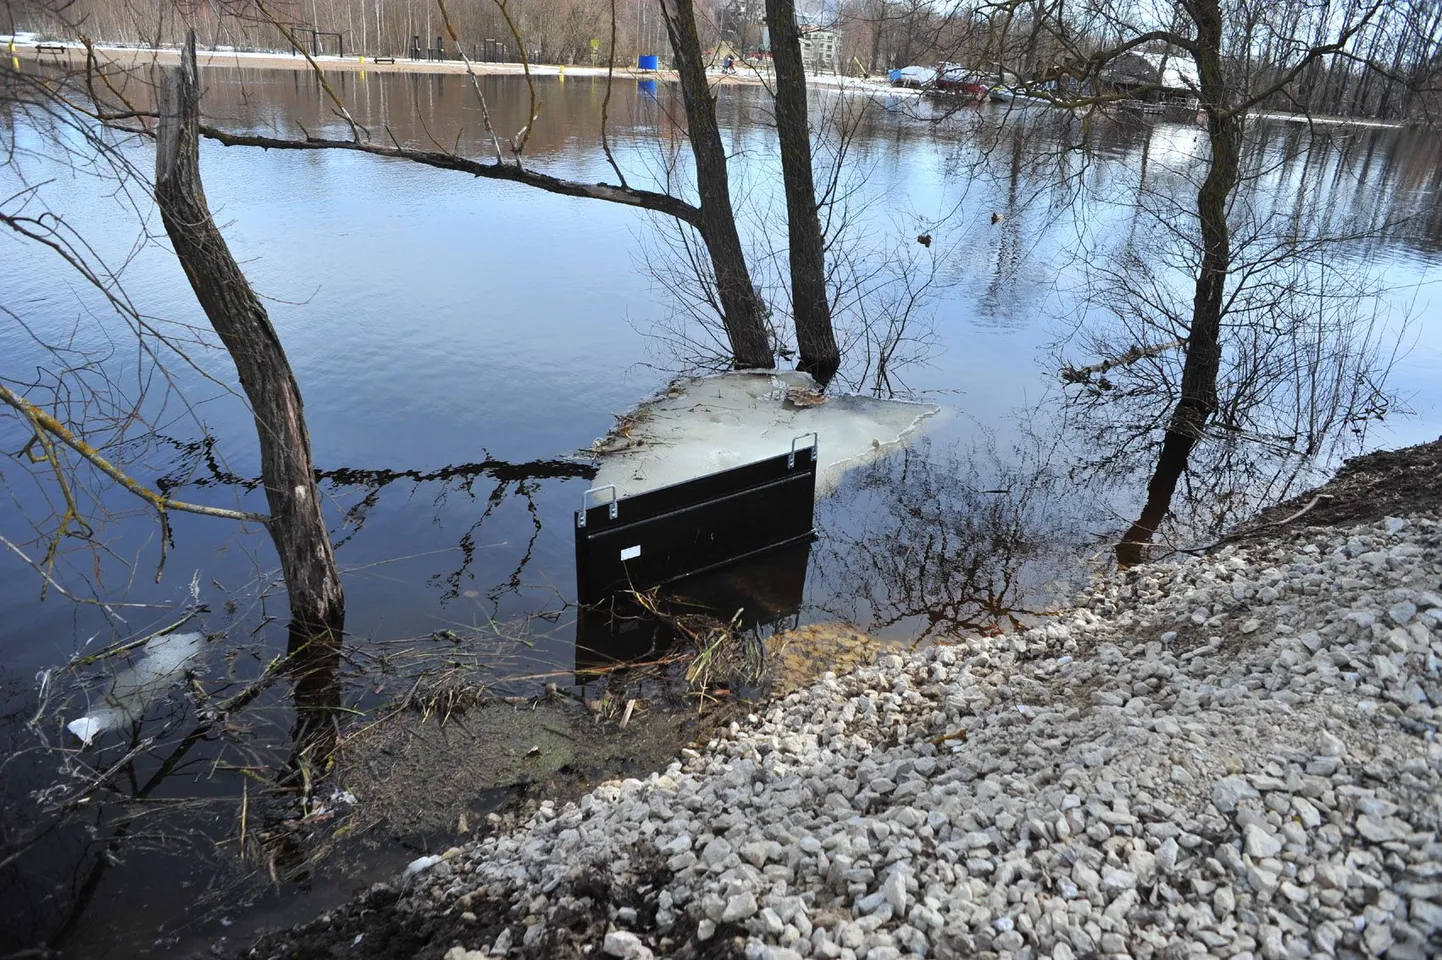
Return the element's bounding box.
[248,511,1442,960]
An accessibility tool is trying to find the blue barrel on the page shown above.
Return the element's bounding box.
[638,54,658,71]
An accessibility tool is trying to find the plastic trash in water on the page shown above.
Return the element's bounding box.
[66,631,206,746]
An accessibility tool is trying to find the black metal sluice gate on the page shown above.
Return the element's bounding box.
[574,434,818,605]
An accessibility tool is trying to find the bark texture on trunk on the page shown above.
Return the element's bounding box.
[658,0,776,370]
[765,0,841,384]
[1117,0,1240,566]
[155,32,345,643]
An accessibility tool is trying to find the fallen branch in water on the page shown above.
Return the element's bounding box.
[68,607,209,667]
[1060,339,1186,385]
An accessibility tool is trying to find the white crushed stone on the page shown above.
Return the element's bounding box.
[401,514,1442,958]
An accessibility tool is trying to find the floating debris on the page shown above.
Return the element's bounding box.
[784,383,828,408]
[66,632,206,746]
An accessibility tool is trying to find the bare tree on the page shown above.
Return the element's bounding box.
[657,0,776,367]
[0,32,351,930]
[946,0,1411,562]
[1096,0,1396,563]
[765,0,842,381]
[184,0,779,368]
[153,32,344,642]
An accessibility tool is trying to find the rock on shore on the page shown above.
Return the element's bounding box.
[255,513,1442,960]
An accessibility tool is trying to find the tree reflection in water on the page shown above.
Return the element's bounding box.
[2,443,598,955]
[812,436,1094,645]
[808,395,1379,650]
[154,433,597,607]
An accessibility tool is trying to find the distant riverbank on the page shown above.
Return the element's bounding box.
[6,35,889,93]
[10,38,1411,129]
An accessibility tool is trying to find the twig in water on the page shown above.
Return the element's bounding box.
[1060,340,1185,385]
[69,607,209,667]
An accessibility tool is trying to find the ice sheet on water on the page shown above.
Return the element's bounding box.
[590,371,940,500]
[66,631,206,745]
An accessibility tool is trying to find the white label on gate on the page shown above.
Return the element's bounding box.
[620,545,642,561]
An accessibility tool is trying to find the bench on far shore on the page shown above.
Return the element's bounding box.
[371,56,396,64]
[35,43,68,55]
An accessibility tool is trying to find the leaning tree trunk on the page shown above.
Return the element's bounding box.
[765,0,841,384]
[1117,0,1239,566]
[658,0,776,370]
[155,32,345,647]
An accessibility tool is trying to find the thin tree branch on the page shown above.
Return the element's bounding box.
[196,125,705,226]
[0,533,163,610]
[436,0,506,163]
[600,0,629,187]
[251,0,367,142]
[0,382,270,526]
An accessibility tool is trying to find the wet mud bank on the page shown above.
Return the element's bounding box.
[182,674,753,960]
[234,438,1442,960]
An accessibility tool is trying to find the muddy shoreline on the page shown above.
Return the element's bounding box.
[156,679,750,959]
[163,618,882,958]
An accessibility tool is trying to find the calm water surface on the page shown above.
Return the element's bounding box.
[1,68,1440,954]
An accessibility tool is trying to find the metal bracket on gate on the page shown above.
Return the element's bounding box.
[577,484,618,528]
[789,433,819,470]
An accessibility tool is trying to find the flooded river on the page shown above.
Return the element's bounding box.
[1,67,1440,955]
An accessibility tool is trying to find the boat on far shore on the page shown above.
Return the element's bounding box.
[990,86,1059,108]
[889,62,994,103]
[888,62,1080,111]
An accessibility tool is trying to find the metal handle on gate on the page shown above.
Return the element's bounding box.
[789,433,818,469]
[577,484,618,528]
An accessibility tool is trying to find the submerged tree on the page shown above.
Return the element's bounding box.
[1100,0,1402,564]
[154,0,782,369]
[956,0,1415,562]
[155,32,344,648]
[1,33,343,633]
[0,27,352,949]
[764,0,842,381]
[657,0,776,367]
[13,0,880,375]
